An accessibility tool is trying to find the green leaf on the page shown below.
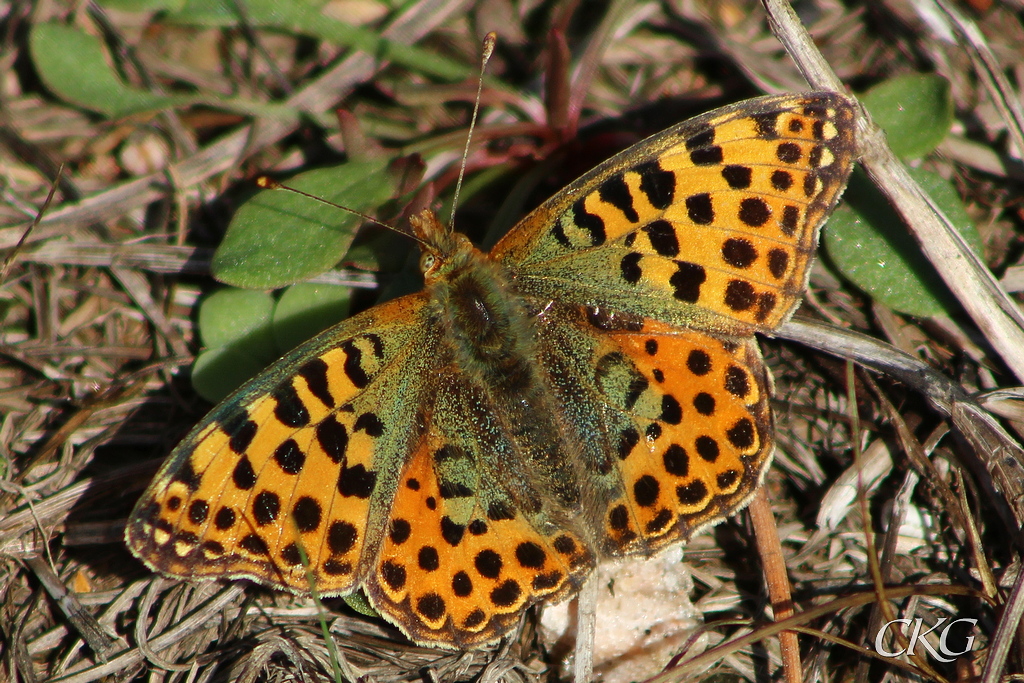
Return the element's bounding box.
[212,160,396,289]
[342,592,380,618]
[824,167,982,318]
[860,74,953,159]
[191,345,272,404]
[29,22,310,121]
[96,0,187,11]
[29,23,179,117]
[192,288,278,402]
[272,283,352,353]
[197,288,276,353]
[166,0,468,80]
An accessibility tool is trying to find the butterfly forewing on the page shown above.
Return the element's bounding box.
[127,293,439,595]
[493,92,856,336]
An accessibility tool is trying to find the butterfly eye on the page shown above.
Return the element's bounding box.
[420,252,436,273]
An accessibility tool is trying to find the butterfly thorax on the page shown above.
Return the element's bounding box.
[411,210,534,390]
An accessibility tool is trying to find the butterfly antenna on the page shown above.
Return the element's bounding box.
[254,176,430,249]
[448,32,497,228]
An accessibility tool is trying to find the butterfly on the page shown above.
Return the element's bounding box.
[126,92,856,649]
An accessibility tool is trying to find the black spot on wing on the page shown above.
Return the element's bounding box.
[724,280,757,311]
[341,339,371,388]
[253,490,280,526]
[776,142,801,164]
[515,542,546,568]
[293,496,323,532]
[441,517,465,546]
[599,174,638,223]
[222,412,257,454]
[752,112,780,138]
[463,609,486,628]
[354,412,384,436]
[214,507,236,530]
[738,198,771,227]
[490,579,521,607]
[660,394,682,424]
[633,475,659,507]
[804,172,819,197]
[771,169,793,191]
[685,193,714,225]
[663,444,688,476]
[677,480,708,505]
[620,252,643,283]
[695,435,719,462]
[687,349,711,375]
[724,366,750,398]
[232,456,256,490]
[670,262,706,302]
[273,381,310,428]
[636,161,675,209]
[572,197,606,246]
[381,560,406,590]
[273,439,305,475]
[452,571,473,597]
[298,357,333,408]
[717,470,740,489]
[721,238,757,269]
[475,549,502,578]
[338,463,377,498]
[240,534,269,556]
[317,415,348,463]
[417,594,447,621]
[328,520,358,554]
[767,248,789,279]
[188,500,209,524]
[811,119,825,140]
[721,165,752,189]
[642,220,679,257]
[172,458,202,492]
[418,546,440,571]
[389,518,411,545]
[809,146,823,169]
[781,205,799,235]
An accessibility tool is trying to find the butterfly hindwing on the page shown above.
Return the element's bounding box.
[536,304,772,556]
[366,365,595,648]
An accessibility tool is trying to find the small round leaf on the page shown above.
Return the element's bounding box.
[860,74,953,159]
[191,346,271,404]
[824,167,982,318]
[213,161,395,289]
[272,283,352,353]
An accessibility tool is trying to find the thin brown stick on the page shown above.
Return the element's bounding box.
[748,488,801,683]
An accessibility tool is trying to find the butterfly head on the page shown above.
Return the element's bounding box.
[409,209,478,283]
